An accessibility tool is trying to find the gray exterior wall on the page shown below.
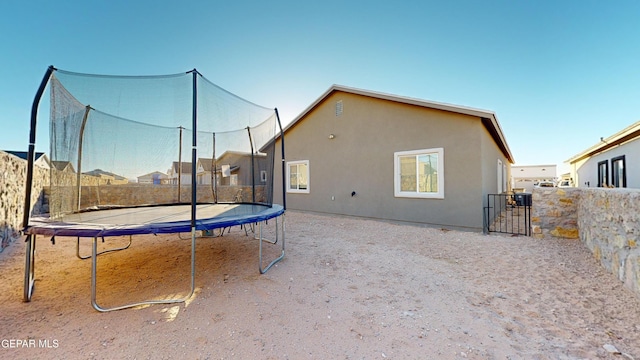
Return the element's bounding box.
[480,123,512,209]
[273,91,510,231]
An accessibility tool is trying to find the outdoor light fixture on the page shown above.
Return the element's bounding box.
[329,134,335,139]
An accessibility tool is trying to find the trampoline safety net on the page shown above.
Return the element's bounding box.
[46,69,280,218]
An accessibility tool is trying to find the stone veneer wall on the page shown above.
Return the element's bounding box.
[578,188,640,297]
[69,184,266,208]
[0,151,49,252]
[531,187,580,239]
[1,149,268,252]
[533,187,640,298]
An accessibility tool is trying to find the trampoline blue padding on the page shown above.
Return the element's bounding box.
[24,203,285,238]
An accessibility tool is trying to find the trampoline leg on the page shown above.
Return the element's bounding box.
[23,234,36,302]
[76,236,132,260]
[91,231,197,312]
[259,214,285,274]
[253,221,276,244]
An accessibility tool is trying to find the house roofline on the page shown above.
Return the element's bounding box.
[282,85,515,163]
[212,151,267,162]
[566,120,640,164]
[512,164,557,168]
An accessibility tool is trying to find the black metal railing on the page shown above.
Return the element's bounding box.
[484,193,531,236]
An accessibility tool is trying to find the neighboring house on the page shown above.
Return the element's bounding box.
[511,164,557,192]
[51,161,75,173]
[212,152,268,187]
[196,158,216,185]
[4,151,50,169]
[83,169,129,185]
[272,85,514,231]
[137,171,169,185]
[168,161,193,185]
[566,120,640,189]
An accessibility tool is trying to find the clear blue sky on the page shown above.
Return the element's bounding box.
[2,0,639,175]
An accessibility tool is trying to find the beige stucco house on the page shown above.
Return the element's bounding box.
[137,171,169,185]
[208,152,267,186]
[511,164,557,192]
[272,85,514,231]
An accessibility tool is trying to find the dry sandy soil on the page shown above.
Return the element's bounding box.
[1,210,639,359]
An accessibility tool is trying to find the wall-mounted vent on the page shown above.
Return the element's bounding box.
[335,100,343,117]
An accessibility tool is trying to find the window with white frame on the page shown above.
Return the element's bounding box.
[503,162,507,192]
[394,148,444,199]
[287,160,309,193]
[260,170,267,183]
[497,159,504,194]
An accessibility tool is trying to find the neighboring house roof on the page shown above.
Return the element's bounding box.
[4,150,46,161]
[512,164,557,181]
[137,171,168,179]
[566,120,640,164]
[281,85,515,163]
[197,158,215,172]
[171,162,193,174]
[4,150,50,168]
[83,169,127,180]
[216,151,266,161]
[51,161,75,173]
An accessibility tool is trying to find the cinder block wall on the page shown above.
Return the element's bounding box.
[533,187,640,298]
[0,151,49,251]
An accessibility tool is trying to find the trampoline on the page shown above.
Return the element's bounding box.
[26,203,284,238]
[23,203,285,312]
[22,66,287,311]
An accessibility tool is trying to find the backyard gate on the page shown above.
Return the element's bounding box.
[484,193,531,236]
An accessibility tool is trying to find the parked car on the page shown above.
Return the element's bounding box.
[557,180,572,188]
[534,181,555,188]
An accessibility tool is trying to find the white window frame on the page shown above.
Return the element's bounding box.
[394,148,444,199]
[260,170,267,183]
[497,159,504,194]
[503,162,507,192]
[287,160,310,194]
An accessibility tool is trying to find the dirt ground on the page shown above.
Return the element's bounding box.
[1,210,639,359]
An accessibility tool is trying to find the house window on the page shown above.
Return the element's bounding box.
[503,162,508,193]
[611,155,626,188]
[394,148,444,199]
[497,159,504,193]
[230,174,238,186]
[287,160,309,193]
[260,170,267,183]
[597,160,608,187]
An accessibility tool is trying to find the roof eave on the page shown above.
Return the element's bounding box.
[566,120,640,164]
